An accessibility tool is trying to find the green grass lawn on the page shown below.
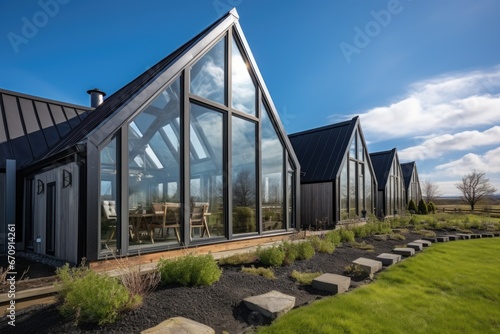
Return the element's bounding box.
[258,239,500,334]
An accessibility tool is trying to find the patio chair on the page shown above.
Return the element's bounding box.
[148,202,181,243]
[101,200,117,242]
[190,202,210,240]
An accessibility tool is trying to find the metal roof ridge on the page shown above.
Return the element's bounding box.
[288,116,357,138]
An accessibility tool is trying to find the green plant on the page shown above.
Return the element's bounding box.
[343,263,370,279]
[389,233,406,241]
[257,246,285,267]
[308,236,334,254]
[339,229,355,243]
[56,263,140,325]
[218,252,258,266]
[290,270,322,285]
[281,242,299,265]
[415,229,437,238]
[349,241,375,251]
[241,265,275,279]
[428,201,436,214]
[158,254,222,286]
[418,199,429,215]
[297,241,316,259]
[325,230,342,246]
[408,199,417,213]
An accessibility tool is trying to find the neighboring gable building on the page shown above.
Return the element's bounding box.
[400,161,422,208]
[0,9,300,264]
[370,148,405,217]
[289,117,377,228]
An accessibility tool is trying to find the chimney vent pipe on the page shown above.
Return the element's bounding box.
[87,88,106,108]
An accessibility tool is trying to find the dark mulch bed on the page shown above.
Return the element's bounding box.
[1,231,426,334]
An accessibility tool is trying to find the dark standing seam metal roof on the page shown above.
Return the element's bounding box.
[0,89,91,170]
[288,117,357,183]
[39,11,233,162]
[400,161,416,190]
[369,148,397,191]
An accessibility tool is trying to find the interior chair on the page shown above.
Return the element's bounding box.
[101,200,117,242]
[190,202,210,240]
[148,202,181,243]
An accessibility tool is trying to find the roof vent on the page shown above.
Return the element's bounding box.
[86,88,106,108]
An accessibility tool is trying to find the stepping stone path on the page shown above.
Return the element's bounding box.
[352,257,383,277]
[413,239,432,247]
[376,253,401,266]
[312,273,351,295]
[435,236,449,242]
[406,242,423,251]
[392,247,415,257]
[141,317,215,334]
[456,233,472,240]
[444,235,460,241]
[470,234,482,239]
[243,290,295,320]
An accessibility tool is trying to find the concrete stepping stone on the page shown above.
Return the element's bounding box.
[444,235,459,241]
[470,234,482,239]
[435,236,449,242]
[141,317,215,334]
[376,253,401,266]
[312,273,351,295]
[456,233,471,240]
[421,237,437,243]
[352,257,383,276]
[392,247,415,257]
[413,239,432,247]
[243,290,295,320]
[482,233,494,238]
[406,242,423,251]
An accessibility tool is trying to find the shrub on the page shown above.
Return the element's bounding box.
[349,241,375,251]
[325,230,342,246]
[389,233,406,241]
[257,246,285,267]
[428,202,436,214]
[158,254,222,286]
[415,229,436,238]
[241,265,275,279]
[418,199,428,215]
[297,240,316,259]
[218,252,258,266]
[407,199,417,213]
[290,270,322,285]
[308,236,334,254]
[339,229,355,243]
[281,242,299,265]
[56,264,140,325]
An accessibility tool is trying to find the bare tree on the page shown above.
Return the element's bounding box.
[455,170,497,211]
[422,180,441,203]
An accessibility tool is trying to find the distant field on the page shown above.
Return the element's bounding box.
[433,197,500,212]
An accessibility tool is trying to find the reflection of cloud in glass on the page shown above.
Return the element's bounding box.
[190,39,225,105]
[231,40,255,115]
[232,116,255,165]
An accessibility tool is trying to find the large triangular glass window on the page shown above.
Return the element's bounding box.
[231,39,256,116]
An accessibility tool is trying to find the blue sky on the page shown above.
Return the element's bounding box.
[1,0,499,196]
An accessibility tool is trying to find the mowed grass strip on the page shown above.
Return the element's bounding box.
[258,239,500,334]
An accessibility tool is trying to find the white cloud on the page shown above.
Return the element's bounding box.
[435,147,500,176]
[351,66,500,140]
[399,126,500,161]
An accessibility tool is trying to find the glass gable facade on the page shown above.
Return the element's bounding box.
[98,30,297,256]
[339,130,375,220]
